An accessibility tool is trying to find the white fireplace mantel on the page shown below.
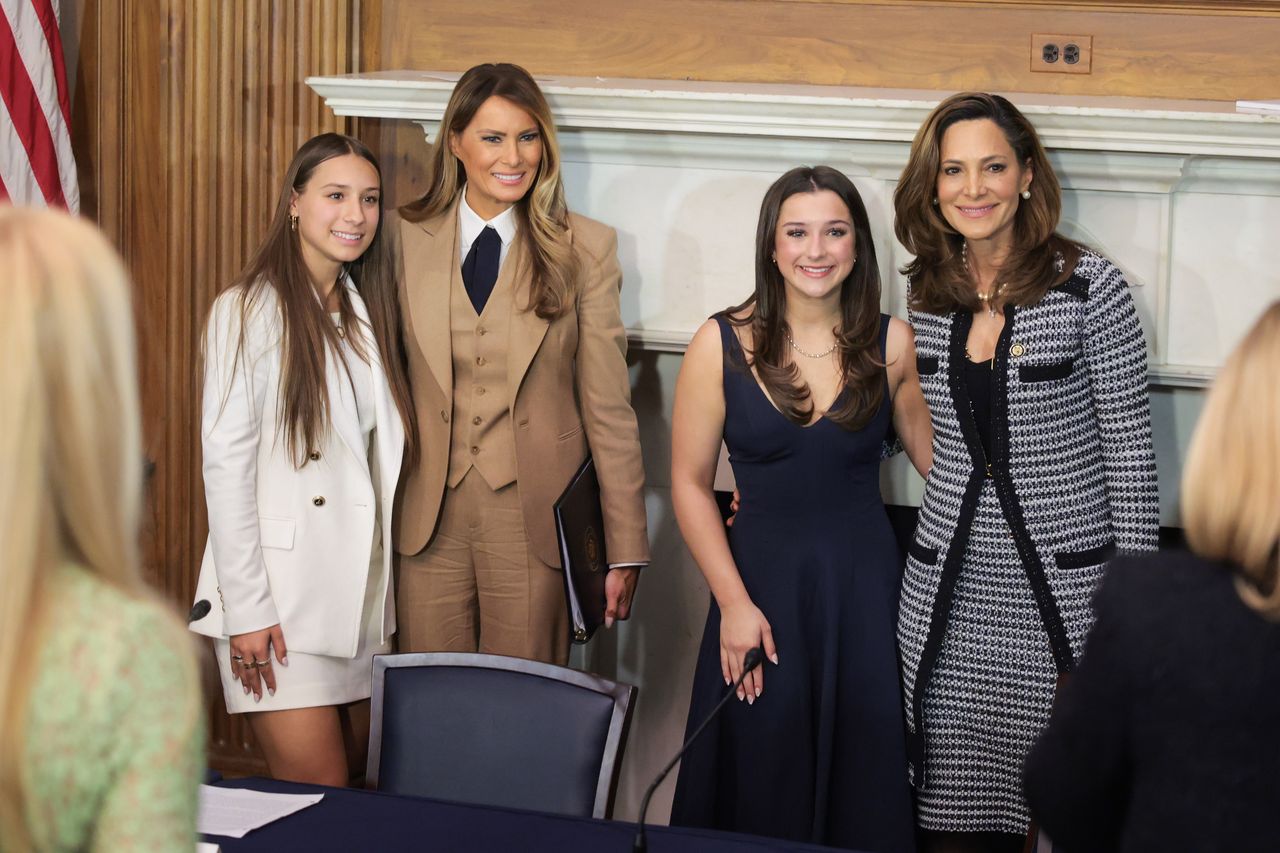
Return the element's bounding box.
[309,71,1280,387]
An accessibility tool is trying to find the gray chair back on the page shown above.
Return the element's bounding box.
[366,652,636,819]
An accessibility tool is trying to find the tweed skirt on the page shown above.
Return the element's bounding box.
[898,480,1096,833]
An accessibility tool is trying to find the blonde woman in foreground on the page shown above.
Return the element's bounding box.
[1025,301,1280,853]
[0,208,203,851]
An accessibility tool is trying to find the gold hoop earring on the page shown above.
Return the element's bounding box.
[289,214,299,232]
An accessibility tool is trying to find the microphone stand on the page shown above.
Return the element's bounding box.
[632,647,764,852]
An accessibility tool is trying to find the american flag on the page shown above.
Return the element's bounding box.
[0,0,78,211]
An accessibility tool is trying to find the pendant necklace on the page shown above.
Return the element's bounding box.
[962,241,1005,318]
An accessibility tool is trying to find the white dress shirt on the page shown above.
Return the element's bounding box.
[458,189,518,271]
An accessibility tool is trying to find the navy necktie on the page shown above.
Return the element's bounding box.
[461,226,501,314]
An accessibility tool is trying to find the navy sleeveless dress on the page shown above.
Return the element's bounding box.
[670,314,915,853]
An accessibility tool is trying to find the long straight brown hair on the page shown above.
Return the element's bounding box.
[218,133,416,466]
[894,92,1081,315]
[401,63,578,320]
[727,166,885,430]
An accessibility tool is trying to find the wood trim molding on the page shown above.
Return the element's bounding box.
[765,0,1280,15]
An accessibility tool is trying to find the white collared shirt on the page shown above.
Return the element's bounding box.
[458,189,518,271]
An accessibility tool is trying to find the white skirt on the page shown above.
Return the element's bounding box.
[216,537,389,713]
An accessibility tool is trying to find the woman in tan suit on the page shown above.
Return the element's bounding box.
[394,63,649,665]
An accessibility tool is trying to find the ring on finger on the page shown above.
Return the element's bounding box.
[232,654,244,662]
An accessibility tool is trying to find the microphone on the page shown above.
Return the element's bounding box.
[188,599,211,624]
[633,646,766,852]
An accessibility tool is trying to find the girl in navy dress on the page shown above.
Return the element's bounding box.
[670,166,931,851]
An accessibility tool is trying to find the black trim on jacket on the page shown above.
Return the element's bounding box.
[905,289,1089,788]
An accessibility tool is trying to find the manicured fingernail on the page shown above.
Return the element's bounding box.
[605,616,615,629]
[746,694,754,705]
[770,654,779,665]
[724,675,731,685]
[243,685,250,695]
[279,656,288,666]
[268,687,275,697]
[254,692,261,704]
[755,685,762,698]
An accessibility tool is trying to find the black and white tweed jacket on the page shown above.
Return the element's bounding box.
[901,248,1159,786]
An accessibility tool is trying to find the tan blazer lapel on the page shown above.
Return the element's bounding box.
[403,200,460,401]
[505,235,551,406]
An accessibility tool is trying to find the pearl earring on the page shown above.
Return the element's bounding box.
[1021,189,1031,200]
[931,197,939,205]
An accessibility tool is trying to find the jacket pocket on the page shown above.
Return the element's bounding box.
[1019,357,1075,383]
[907,538,939,565]
[1054,540,1116,571]
[916,356,939,376]
[557,423,585,442]
[258,516,296,550]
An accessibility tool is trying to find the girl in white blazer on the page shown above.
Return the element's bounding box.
[190,134,415,786]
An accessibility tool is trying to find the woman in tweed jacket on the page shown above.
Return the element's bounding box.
[892,93,1158,853]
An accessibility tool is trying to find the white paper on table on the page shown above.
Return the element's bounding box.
[197,785,324,839]
[1236,99,1280,115]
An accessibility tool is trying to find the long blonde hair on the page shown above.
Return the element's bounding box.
[1181,301,1280,616]
[401,63,579,320]
[0,208,149,844]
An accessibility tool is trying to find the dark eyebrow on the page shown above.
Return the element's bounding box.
[780,219,852,228]
[318,183,380,193]
[474,126,540,136]
[940,155,1009,165]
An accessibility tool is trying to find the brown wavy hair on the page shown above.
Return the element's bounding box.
[894,92,1081,314]
[217,133,416,467]
[726,166,885,430]
[401,63,578,320]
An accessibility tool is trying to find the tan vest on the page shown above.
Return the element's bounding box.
[446,262,518,490]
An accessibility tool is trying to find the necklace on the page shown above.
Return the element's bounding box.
[975,285,1005,319]
[786,332,838,359]
[961,241,1006,318]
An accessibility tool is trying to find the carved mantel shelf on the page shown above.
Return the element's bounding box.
[310,72,1280,386]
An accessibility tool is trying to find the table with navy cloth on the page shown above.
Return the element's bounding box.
[205,777,860,852]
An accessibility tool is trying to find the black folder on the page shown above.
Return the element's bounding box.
[553,455,608,644]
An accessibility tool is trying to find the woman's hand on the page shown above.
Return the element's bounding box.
[229,624,287,702]
[718,599,777,703]
[604,566,639,628]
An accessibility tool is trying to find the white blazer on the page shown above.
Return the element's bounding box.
[190,278,404,658]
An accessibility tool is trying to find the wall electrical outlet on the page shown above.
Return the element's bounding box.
[1031,34,1092,74]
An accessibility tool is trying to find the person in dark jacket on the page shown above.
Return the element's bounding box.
[1024,300,1280,853]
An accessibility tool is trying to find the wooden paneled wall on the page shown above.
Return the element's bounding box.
[72,0,359,776]
[365,0,1280,100]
